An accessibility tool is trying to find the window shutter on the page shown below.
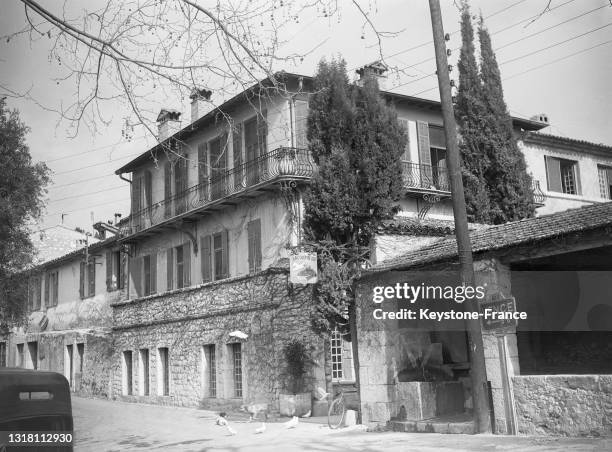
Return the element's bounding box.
[150,253,157,294]
[144,170,153,209]
[198,142,208,201]
[164,163,172,217]
[53,272,59,306]
[201,235,212,283]
[166,247,174,291]
[398,119,410,161]
[106,251,113,292]
[221,230,229,279]
[119,252,126,289]
[132,176,142,213]
[247,219,262,274]
[294,100,309,149]
[257,111,268,155]
[416,121,432,166]
[131,256,143,298]
[544,156,562,192]
[573,163,581,196]
[43,273,50,306]
[183,242,191,287]
[88,259,96,297]
[233,124,243,168]
[79,262,85,299]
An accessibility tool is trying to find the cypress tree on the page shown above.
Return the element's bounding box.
[478,16,535,223]
[455,2,491,223]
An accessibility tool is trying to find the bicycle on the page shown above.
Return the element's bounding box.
[327,387,358,429]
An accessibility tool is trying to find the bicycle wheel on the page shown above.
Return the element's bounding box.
[328,396,345,429]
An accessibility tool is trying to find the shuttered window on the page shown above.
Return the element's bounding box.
[174,157,188,214]
[201,230,229,282]
[166,247,174,291]
[398,118,410,161]
[132,176,142,214]
[79,262,85,299]
[198,143,208,201]
[87,260,96,297]
[175,245,184,289]
[130,256,143,299]
[201,235,212,283]
[247,219,262,274]
[416,120,432,166]
[143,254,157,296]
[144,170,153,209]
[164,163,172,217]
[597,166,612,199]
[545,156,580,195]
[174,243,191,289]
[233,123,243,189]
[106,250,123,292]
[294,100,308,149]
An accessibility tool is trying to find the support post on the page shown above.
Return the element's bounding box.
[428,0,491,433]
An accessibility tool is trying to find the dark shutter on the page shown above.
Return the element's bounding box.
[88,259,96,296]
[416,121,432,166]
[545,156,562,192]
[221,230,229,279]
[166,247,174,291]
[201,235,212,283]
[106,251,113,292]
[43,273,49,306]
[247,219,262,274]
[53,272,59,306]
[183,242,191,287]
[164,163,172,218]
[294,100,308,149]
[79,262,85,299]
[258,110,268,155]
[144,170,153,209]
[573,163,581,196]
[398,119,410,161]
[150,253,157,294]
[198,142,208,201]
[119,251,126,290]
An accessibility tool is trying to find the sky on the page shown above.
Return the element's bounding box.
[1,0,611,232]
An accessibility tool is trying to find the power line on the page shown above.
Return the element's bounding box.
[43,197,129,219]
[48,185,127,203]
[43,135,148,163]
[48,173,118,190]
[52,151,143,175]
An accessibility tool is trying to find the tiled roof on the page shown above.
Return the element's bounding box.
[377,216,488,237]
[30,225,98,265]
[367,201,612,274]
[523,132,612,155]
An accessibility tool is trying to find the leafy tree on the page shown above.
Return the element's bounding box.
[455,2,491,223]
[0,98,50,331]
[304,59,406,333]
[477,17,535,223]
[455,3,535,224]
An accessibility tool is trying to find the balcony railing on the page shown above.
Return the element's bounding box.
[532,180,546,206]
[401,161,451,193]
[123,147,314,236]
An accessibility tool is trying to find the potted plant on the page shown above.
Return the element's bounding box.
[279,340,312,416]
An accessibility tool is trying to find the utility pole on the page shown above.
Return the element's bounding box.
[428,0,491,433]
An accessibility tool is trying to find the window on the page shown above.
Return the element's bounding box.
[77,343,84,375]
[294,100,309,149]
[209,134,228,200]
[27,342,38,370]
[174,243,191,289]
[201,231,229,283]
[106,250,125,292]
[158,347,169,396]
[139,349,150,396]
[597,165,612,199]
[330,330,355,382]
[398,118,411,162]
[247,219,262,274]
[143,254,157,296]
[198,143,209,201]
[79,259,96,298]
[202,345,216,398]
[66,344,74,387]
[244,112,267,186]
[29,275,41,311]
[545,156,580,195]
[0,342,6,367]
[123,350,133,395]
[231,343,243,398]
[174,157,188,214]
[16,344,24,368]
[44,271,59,307]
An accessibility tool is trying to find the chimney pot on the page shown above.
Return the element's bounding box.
[190,88,212,123]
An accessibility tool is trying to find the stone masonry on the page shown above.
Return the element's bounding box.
[111,267,326,411]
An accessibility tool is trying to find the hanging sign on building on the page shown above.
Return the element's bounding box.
[290,251,318,284]
[479,296,518,331]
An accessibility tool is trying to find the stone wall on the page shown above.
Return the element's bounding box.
[111,268,326,411]
[512,375,612,437]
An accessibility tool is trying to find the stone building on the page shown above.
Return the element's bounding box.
[0,225,125,398]
[354,201,612,436]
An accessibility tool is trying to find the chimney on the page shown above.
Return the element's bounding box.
[530,113,549,124]
[157,108,182,141]
[356,61,389,90]
[190,88,213,123]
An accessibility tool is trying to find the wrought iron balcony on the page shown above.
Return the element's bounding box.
[122,147,314,237]
[401,161,451,193]
[532,179,546,206]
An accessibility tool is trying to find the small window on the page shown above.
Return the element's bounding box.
[545,156,580,195]
[202,345,216,398]
[139,349,150,396]
[106,250,124,292]
[247,219,262,274]
[597,166,612,200]
[231,343,243,398]
[330,331,343,381]
[123,351,133,396]
[158,347,169,396]
[44,271,59,307]
[175,243,191,289]
[87,261,95,297]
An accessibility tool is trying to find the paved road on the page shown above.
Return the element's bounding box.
[73,397,610,452]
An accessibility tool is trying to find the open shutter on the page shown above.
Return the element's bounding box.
[88,260,96,296]
[166,247,174,291]
[106,251,113,291]
[131,256,143,298]
[183,243,191,287]
[544,156,562,192]
[416,121,432,166]
[198,142,208,201]
[247,219,262,274]
[164,163,172,217]
[258,110,268,155]
[294,100,309,149]
[573,163,581,195]
[144,170,153,209]
[221,230,229,279]
[201,235,212,283]
[150,253,157,294]
[79,262,85,299]
[233,123,243,190]
[44,273,50,306]
[398,119,410,161]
